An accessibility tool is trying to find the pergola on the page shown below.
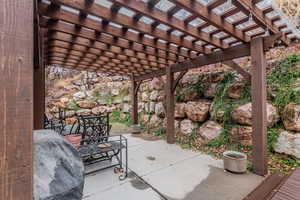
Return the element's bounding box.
[1,0,300,199]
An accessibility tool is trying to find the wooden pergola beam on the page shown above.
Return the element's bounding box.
[135,34,280,81]
[47,55,151,73]
[131,75,141,125]
[41,19,179,63]
[223,60,251,83]
[233,0,291,45]
[38,7,196,59]
[45,31,170,66]
[0,1,34,199]
[169,0,250,42]
[40,1,207,54]
[34,28,46,129]
[111,0,233,49]
[251,37,268,176]
[165,65,176,144]
[47,53,151,74]
[46,39,165,70]
[49,60,136,76]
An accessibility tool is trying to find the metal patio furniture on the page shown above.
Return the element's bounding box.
[66,114,128,180]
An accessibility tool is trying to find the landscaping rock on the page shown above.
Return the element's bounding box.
[65,110,76,118]
[60,97,69,104]
[34,130,84,200]
[155,102,165,118]
[122,104,131,113]
[185,100,211,122]
[180,119,197,136]
[274,131,300,159]
[77,101,97,109]
[73,91,86,100]
[203,83,218,99]
[175,103,186,119]
[149,78,164,91]
[97,99,107,105]
[76,109,91,116]
[111,88,120,96]
[197,121,223,141]
[231,102,280,127]
[91,106,107,114]
[53,90,68,99]
[150,90,160,101]
[227,82,245,99]
[141,114,150,122]
[141,92,149,102]
[200,72,224,83]
[113,97,123,104]
[282,103,300,131]
[149,115,162,128]
[149,102,156,114]
[123,95,130,102]
[177,87,199,102]
[181,74,199,86]
[230,126,253,146]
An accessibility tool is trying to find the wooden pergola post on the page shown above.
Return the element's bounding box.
[34,29,46,129]
[131,75,139,124]
[165,66,175,144]
[251,37,268,176]
[0,1,34,199]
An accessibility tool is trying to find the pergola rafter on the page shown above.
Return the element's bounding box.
[37,0,300,177]
[2,2,300,198]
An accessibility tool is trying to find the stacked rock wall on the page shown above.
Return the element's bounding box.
[46,53,300,159]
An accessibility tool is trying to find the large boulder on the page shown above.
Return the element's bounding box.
[77,100,97,109]
[185,100,211,122]
[274,131,300,159]
[231,102,279,127]
[175,103,186,119]
[34,130,84,200]
[230,126,253,146]
[197,121,223,141]
[180,119,197,136]
[282,103,300,131]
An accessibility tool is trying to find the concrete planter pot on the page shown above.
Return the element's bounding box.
[223,151,247,173]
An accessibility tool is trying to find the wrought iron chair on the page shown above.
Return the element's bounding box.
[44,108,67,134]
[66,114,128,179]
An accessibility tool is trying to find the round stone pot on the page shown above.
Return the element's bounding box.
[223,151,247,174]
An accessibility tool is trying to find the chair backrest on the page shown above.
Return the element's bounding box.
[78,114,110,145]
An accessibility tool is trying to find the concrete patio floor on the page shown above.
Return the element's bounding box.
[83,134,264,200]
